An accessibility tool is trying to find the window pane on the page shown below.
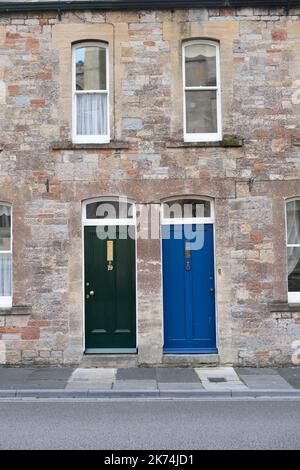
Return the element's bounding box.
[163,199,211,219]
[288,247,300,292]
[185,43,216,87]
[76,93,107,136]
[287,200,300,245]
[76,46,106,90]
[0,253,12,296]
[0,205,11,251]
[86,201,134,219]
[186,90,217,134]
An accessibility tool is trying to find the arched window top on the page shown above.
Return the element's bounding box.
[0,204,11,252]
[183,40,218,88]
[74,41,108,91]
[83,197,135,225]
[286,198,300,246]
[162,197,214,224]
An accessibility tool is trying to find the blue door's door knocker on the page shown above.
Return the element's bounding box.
[185,242,191,271]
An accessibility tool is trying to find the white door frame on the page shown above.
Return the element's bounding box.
[160,196,218,354]
[82,197,138,353]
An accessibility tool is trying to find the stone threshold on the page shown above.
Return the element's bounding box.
[80,354,138,368]
[51,141,130,150]
[0,305,32,316]
[162,354,219,366]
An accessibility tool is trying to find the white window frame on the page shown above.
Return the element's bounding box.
[183,40,222,143]
[161,195,214,225]
[72,41,110,144]
[82,197,136,226]
[286,197,300,303]
[0,203,12,308]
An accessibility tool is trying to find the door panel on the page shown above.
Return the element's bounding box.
[84,226,136,351]
[162,224,217,353]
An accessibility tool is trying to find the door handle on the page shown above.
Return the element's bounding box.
[89,290,95,297]
[210,288,215,294]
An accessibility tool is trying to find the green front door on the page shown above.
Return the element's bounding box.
[84,226,136,352]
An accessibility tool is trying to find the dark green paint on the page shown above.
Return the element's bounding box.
[84,226,136,350]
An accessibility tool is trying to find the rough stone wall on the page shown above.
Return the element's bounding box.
[0,6,300,365]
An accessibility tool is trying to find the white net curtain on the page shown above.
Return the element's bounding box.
[76,93,107,136]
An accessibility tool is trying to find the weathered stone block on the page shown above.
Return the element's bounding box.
[122,118,143,131]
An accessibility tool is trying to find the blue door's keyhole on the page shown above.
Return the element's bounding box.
[185,261,191,271]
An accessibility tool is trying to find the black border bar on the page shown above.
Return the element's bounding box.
[0,1,299,14]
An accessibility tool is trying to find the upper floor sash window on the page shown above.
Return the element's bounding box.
[0,204,12,308]
[73,42,109,143]
[183,40,222,142]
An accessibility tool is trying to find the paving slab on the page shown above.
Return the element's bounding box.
[69,368,116,384]
[196,367,246,390]
[156,367,200,383]
[113,380,158,390]
[240,374,293,389]
[235,367,278,376]
[0,368,35,388]
[28,368,74,381]
[0,368,35,376]
[278,368,300,389]
[116,368,156,381]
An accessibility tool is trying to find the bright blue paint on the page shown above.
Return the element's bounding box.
[162,224,217,353]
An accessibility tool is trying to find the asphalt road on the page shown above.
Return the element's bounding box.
[0,399,300,450]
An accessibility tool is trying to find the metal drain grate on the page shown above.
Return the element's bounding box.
[208,377,227,383]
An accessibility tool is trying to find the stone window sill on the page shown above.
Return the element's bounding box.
[0,305,32,316]
[269,302,300,313]
[51,141,130,151]
[166,135,243,149]
[293,140,300,146]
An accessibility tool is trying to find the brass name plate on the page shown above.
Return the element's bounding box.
[107,241,113,262]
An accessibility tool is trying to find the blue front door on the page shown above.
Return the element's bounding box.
[162,224,217,353]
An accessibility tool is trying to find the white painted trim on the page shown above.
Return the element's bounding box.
[82,197,138,354]
[182,40,222,143]
[83,219,135,226]
[0,202,12,308]
[288,292,300,303]
[285,197,300,303]
[0,296,12,308]
[72,42,110,144]
[161,195,214,225]
[85,348,137,354]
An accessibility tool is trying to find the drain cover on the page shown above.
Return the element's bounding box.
[208,377,227,383]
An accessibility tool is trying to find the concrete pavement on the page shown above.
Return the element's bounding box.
[0,365,300,398]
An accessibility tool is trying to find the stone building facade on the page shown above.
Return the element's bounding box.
[1,0,300,366]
